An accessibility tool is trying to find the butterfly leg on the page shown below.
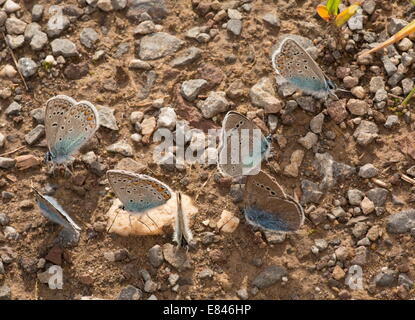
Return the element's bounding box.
[145,212,159,229]
[136,217,152,232]
[107,210,121,233]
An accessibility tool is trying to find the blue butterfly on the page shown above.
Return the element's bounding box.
[44,95,100,166]
[272,37,338,99]
[244,171,304,232]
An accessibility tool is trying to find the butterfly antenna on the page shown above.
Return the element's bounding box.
[107,210,121,232]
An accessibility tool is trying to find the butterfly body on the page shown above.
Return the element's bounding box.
[44,95,100,167]
[107,170,172,214]
[218,111,271,177]
[33,188,81,233]
[244,170,304,232]
[272,37,337,99]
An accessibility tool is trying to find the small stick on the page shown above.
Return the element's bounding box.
[0,145,26,157]
[195,171,214,201]
[401,174,415,186]
[2,32,29,91]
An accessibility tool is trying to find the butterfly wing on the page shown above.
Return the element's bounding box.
[45,95,76,152]
[50,101,100,162]
[244,171,304,232]
[33,189,81,232]
[272,38,330,98]
[107,170,172,214]
[218,112,270,177]
[173,192,193,248]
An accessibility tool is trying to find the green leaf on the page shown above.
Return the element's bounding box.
[326,0,341,16]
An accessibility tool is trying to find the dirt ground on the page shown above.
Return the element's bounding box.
[0,0,415,300]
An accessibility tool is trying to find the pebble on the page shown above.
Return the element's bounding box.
[262,13,280,27]
[117,285,142,300]
[5,17,27,35]
[384,115,399,129]
[97,106,118,130]
[18,58,38,78]
[181,79,207,101]
[250,77,283,114]
[25,125,45,145]
[170,47,202,67]
[197,91,230,118]
[227,19,242,36]
[358,163,378,178]
[387,18,408,36]
[300,179,323,204]
[298,132,318,150]
[361,197,375,215]
[353,120,378,146]
[386,210,415,234]
[252,266,287,289]
[51,39,79,57]
[5,101,22,116]
[80,28,99,48]
[47,14,70,38]
[134,20,156,35]
[148,245,164,268]
[348,189,364,206]
[374,269,397,287]
[347,99,368,116]
[0,285,11,300]
[30,31,48,51]
[32,4,44,21]
[129,59,152,70]
[139,32,184,60]
[367,188,388,207]
[106,140,133,157]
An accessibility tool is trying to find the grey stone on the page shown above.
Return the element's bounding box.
[5,17,27,35]
[106,140,133,156]
[366,188,388,207]
[138,32,184,60]
[0,11,6,27]
[298,132,318,150]
[47,14,70,38]
[253,266,287,289]
[170,47,202,67]
[51,39,78,57]
[80,28,99,48]
[398,274,413,289]
[369,76,384,93]
[362,0,376,15]
[262,13,280,27]
[97,106,118,130]
[30,32,48,51]
[198,268,214,279]
[300,179,323,204]
[358,163,378,178]
[3,0,20,13]
[0,157,15,169]
[134,20,156,35]
[0,285,11,300]
[129,59,152,70]
[197,91,230,119]
[384,115,399,129]
[310,113,324,134]
[157,107,176,130]
[148,245,163,268]
[381,56,397,76]
[387,18,408,36]
[5,35,24,49]
[0,213,9,226]
[348,189,364,206]
[386,210,415,234]
[25,125,45,145]
[374,269,398,287]
[24,22,42,41]
[347,8,363,30]
[117,285,142,300]
[32,4,44,21]
[180,79,207,101]
[313,152,355,190]
[388,72,405,87]
[5,101,22,116]
[18,58,38,78]
[227,19,242,36]
[296,96,316,113]
[353,120,378,146]
[250,77,283,114]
